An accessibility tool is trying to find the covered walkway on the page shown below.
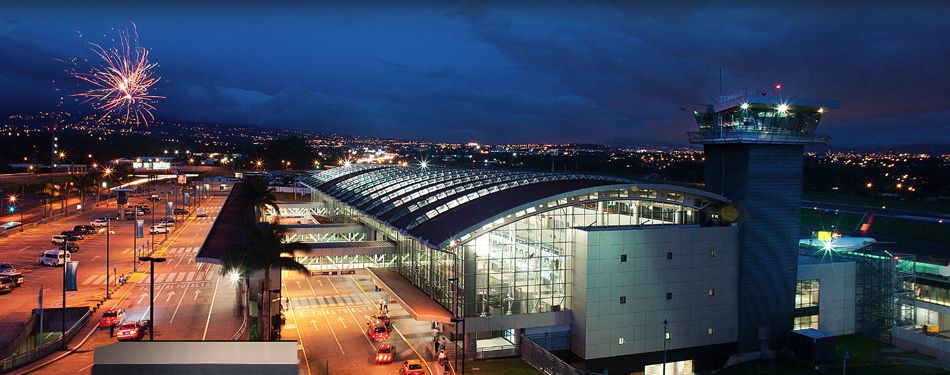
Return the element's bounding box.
[367,268,453,323]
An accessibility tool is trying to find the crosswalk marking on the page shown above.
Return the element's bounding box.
[81,275,98,285]
[290,294,367,310]
[175,273,186,282]
[186,272,195,281]
[154,273,168,283]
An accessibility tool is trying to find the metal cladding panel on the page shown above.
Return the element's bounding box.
[704,143,803,353]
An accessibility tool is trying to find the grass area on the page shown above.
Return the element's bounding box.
[718,335,948,375]
[804,191,950,214]
[461,358,541,375]
[801,209,950,243]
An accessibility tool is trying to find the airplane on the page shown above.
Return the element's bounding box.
[799,213,877,251]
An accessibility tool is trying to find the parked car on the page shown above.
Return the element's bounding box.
[74,225,96,234]
[149,225,169,234]
[0,263,23,287]
[51,235,70,245]
[60,230,84,240]
[375,344,395,364]
[60,243,80,252]
[39,250,71,267]
[91,218,110,227]
[98,309,126,328]
[147,196,161,202]
[195,208,208,217]
[0,276,14,294]
[116,320,150,341]
[400,360,426,375]
[367,322,389,341]
[160,217,176,227]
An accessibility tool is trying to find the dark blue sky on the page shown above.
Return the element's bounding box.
[2,2,949,149]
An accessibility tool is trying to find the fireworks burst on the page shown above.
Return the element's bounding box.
[72,23,163,125]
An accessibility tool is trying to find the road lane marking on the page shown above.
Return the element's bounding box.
[351,276,431,375]
[284,277,312,375]
[322,309,345,355]
[201,275,220,340]
[169,283,190,323]
[350,309,376,349]
[325,276,340,294]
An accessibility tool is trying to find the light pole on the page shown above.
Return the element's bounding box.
[105,218,111,299]
[133,210,138,272]
[139,256,166,340]
[61,237,69,350]
[150,198,156,255]
[162,191,170,241]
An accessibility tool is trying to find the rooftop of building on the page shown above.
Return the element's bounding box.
[302,164,731,249]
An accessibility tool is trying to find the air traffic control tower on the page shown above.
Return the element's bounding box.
[689,94,839,355]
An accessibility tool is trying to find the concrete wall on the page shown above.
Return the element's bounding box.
[797,261,856,335]
[704,143,804,352]
[571,225,738,359]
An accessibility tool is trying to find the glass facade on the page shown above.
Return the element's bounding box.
[793,315,819,330]
[302,166,725,321]
[795,279,820,309]
[916,283,950,307]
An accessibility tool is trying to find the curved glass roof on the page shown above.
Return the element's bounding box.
[302,165,727,248]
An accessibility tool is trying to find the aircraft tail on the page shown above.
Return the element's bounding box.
[858,213,874,236]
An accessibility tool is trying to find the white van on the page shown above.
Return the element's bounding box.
[39,250,71,267]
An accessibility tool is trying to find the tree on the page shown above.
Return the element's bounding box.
[70,172,98,210]
[221,223,309,340]
[237,176,278,222]
[37,182,62,216]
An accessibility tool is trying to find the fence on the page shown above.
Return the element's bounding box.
[0,309,92,372]
[520,335,599,375]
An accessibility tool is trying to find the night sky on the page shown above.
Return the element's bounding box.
[2,2,949,150]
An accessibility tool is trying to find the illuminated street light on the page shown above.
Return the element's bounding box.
[740,102,750,110]
[228,269,241,283]
[777,104,789,114]
[420,160,429,169]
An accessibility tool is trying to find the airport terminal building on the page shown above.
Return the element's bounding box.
[297,165,741,371]
[283,95,855,373]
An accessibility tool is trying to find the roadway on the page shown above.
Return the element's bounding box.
[282,271,439,375]
[4,187,244,375]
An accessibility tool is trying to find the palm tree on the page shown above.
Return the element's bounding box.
[69,172,98,211]
[221,223,309,340]
[38,182,62,217]
[237,176,278,222]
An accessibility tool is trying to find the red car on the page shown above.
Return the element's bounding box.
[400,360,426,375]
[116,320,150,341]
[375,344,395,364]
[98,309,125,328]
[367,322,389,341]
[376,313,391,328]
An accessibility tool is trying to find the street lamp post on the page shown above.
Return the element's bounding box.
[139,256,166,340]
[105,218,111,299]
[61,237,68,350]
[150,198,156,255]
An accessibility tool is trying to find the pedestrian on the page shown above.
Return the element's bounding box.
[438,349,446,366]
[382,304,389,314]
[440,336,449,353]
